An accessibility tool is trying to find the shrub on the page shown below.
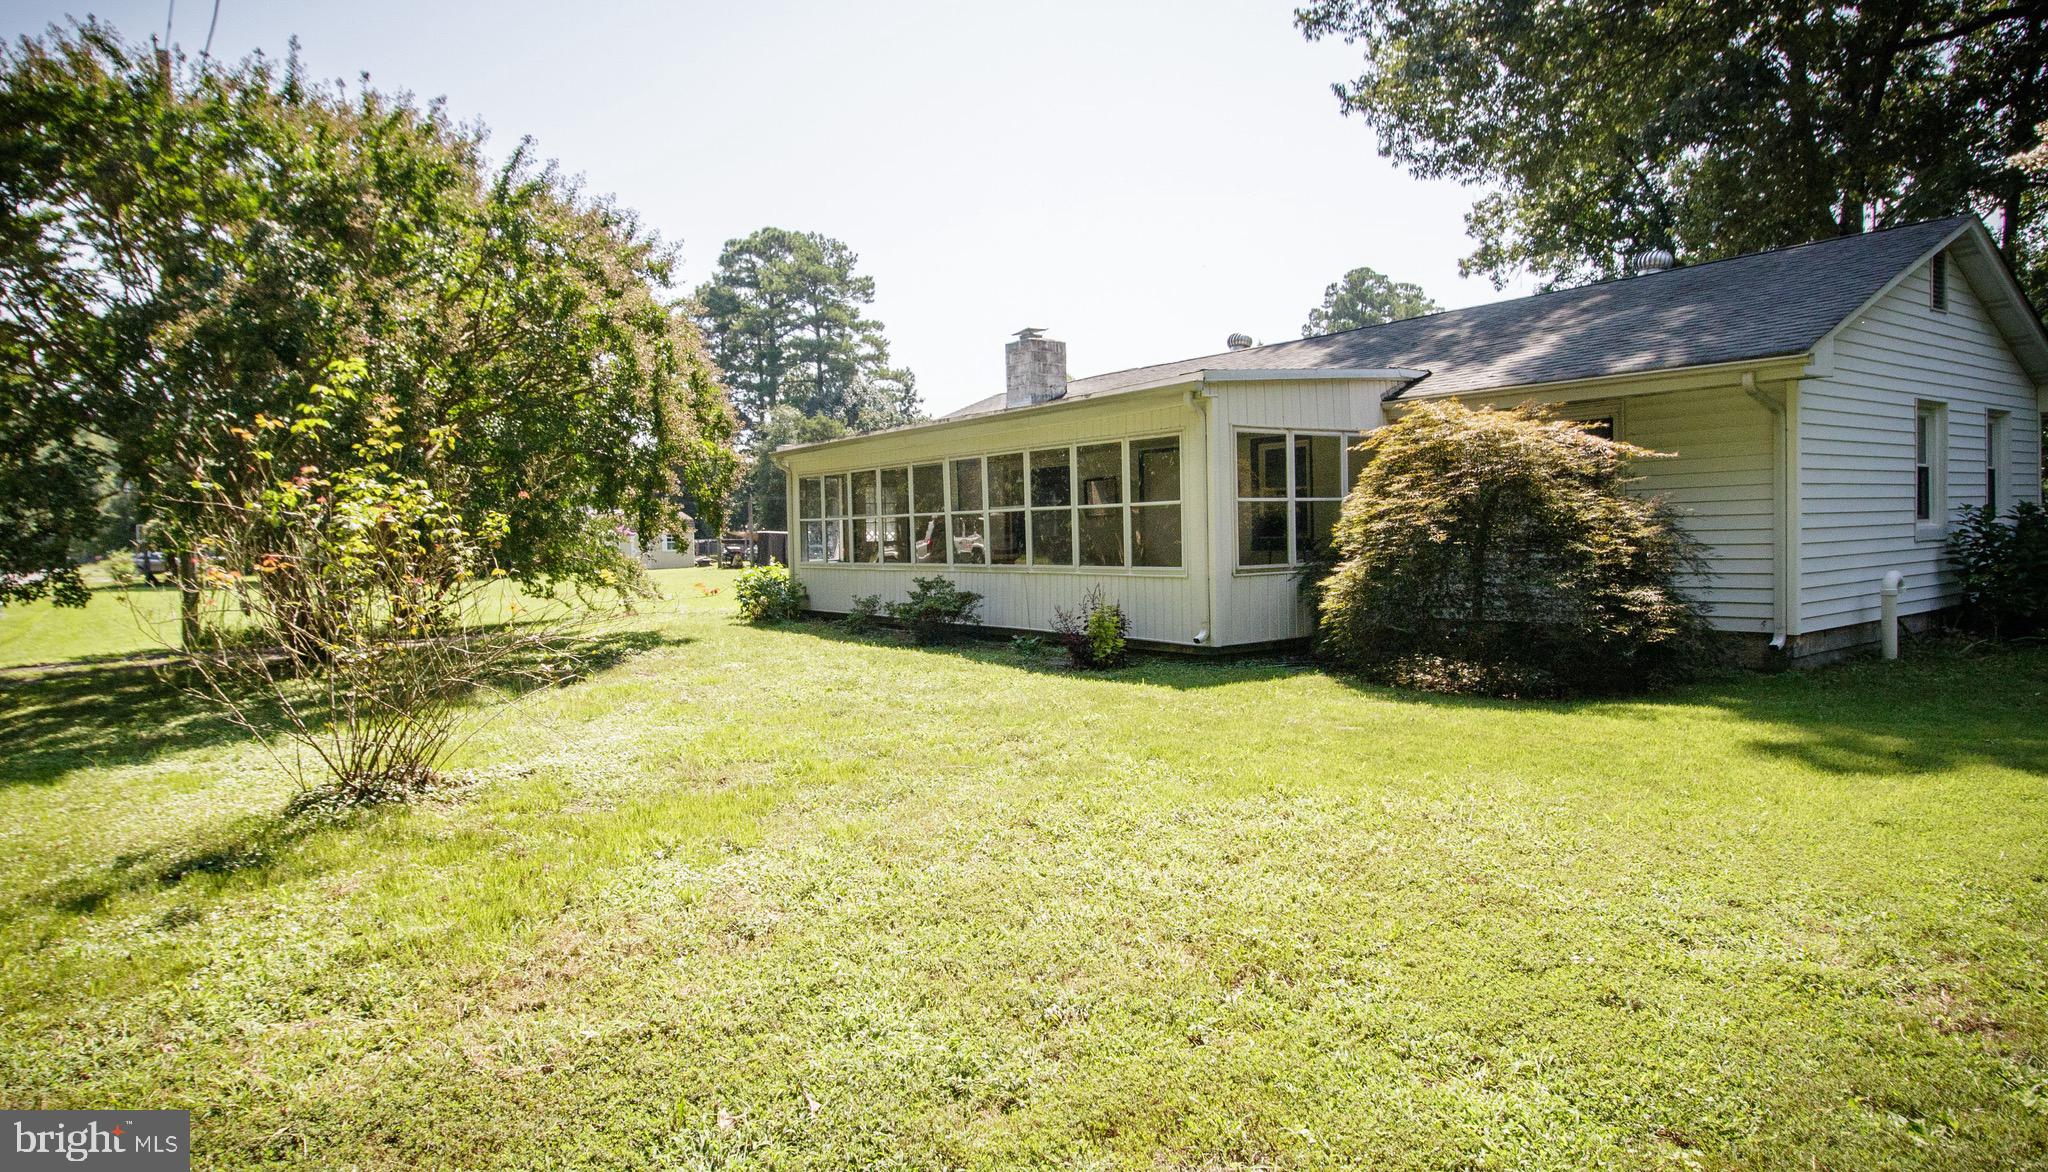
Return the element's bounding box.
[1948,501,2048,639]
[844,593,885,633]
[162,362,614,804]
[1315,400,1710,697]
[1010,634,1047,656]
[886,576,981,644]
[734,563,806,623]
[1052,587,1129,668]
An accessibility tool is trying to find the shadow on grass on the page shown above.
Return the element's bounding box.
[782,618,2048,778]
[35,805,357,916]
[0,629,688,790]
[777,619,1310,690]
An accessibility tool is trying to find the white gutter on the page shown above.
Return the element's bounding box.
[1200,367,1430,383]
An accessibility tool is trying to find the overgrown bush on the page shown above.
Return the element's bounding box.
[734,563,806,622]
[1948,501,2048,639]
[1315,400,1710,697]
[1052,587,1129,668]
[163,362,618,804]
[887,576,981,644]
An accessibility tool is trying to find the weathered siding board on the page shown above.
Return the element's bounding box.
[1796,252,2045,630]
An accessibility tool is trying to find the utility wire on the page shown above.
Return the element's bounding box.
[202,0,220,59]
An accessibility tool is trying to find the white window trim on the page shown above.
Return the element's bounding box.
[1913,400,1948,542]
[1987,409,2011,515]
[1232,427,1364,573]
[793,433,1186,574]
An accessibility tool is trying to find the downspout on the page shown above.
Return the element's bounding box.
[1189,380,1217,646]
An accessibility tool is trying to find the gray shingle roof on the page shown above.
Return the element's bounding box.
[944,216,1968,419]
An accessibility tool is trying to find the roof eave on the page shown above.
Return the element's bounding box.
[773,379,1195,457]
[1385,352,1816,405]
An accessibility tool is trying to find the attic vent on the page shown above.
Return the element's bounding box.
[1931,252,1948,312]
[1226,333,1253,351]
[1626,247,1674,275]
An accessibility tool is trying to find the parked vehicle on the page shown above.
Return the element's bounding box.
[133,550,169,576]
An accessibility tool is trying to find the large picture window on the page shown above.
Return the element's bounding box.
[794,435,1183,571]
[1236,428,1367,569]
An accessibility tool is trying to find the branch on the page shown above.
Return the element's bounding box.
[1894,1,2046,51]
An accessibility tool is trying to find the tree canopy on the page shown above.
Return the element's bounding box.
[0,21,737,607]
[1303,266,1441,336]
[692,227,921,433]
[1297,0,2048,302]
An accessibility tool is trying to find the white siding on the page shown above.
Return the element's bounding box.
[784,390,1213,645]
[1209,379,1398,645]
[1453,384,1784,634]
[1796,251,2045,632]
[1625,386,1781,632]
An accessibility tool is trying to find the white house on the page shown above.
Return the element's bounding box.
[777,217,2048,659]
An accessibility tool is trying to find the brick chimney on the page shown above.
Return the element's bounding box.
[1004,328,1067,409]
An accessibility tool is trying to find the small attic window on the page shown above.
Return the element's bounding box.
[1931,252,1948,312]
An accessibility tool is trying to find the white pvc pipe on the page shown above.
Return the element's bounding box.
[1879,571,1904,660]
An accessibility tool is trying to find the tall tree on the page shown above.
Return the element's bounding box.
[1296,0,2048,302]
[734,405,848,531]
[693,228,921,432]
[0,22,737,614]
[1304,266,1441,336]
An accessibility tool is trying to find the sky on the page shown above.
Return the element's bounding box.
[2,0,1535,415]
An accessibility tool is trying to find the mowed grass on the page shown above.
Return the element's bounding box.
[2,568,2046,1169]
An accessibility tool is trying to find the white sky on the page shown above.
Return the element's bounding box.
[5,0,1537,415]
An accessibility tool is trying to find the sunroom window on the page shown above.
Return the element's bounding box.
[987,453,1026,565]
[950,457,986,565]
[1130,436,1182,568]
[1237,429,1364,569]
[1030,448,1073,565]
[793,435,1183,572]
[912,463,946,564]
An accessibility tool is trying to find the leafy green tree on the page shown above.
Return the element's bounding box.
[1297,1,2048,301]
[736,405,847,530]
[1303,266,1440,336]
[694,227,921,432]
[1315,400,1709,697]
[0,21,736,625]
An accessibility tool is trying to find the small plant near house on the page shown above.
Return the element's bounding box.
[1052,587,1129,669]
[1948,501,2048,640]
[843,593,885,633]
[885,576,981,644]
[734,563,806,623]
[1315,400,1710,698]
[1009,634,1047,656]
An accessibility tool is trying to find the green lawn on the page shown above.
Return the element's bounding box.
[3,569,2046,1169]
